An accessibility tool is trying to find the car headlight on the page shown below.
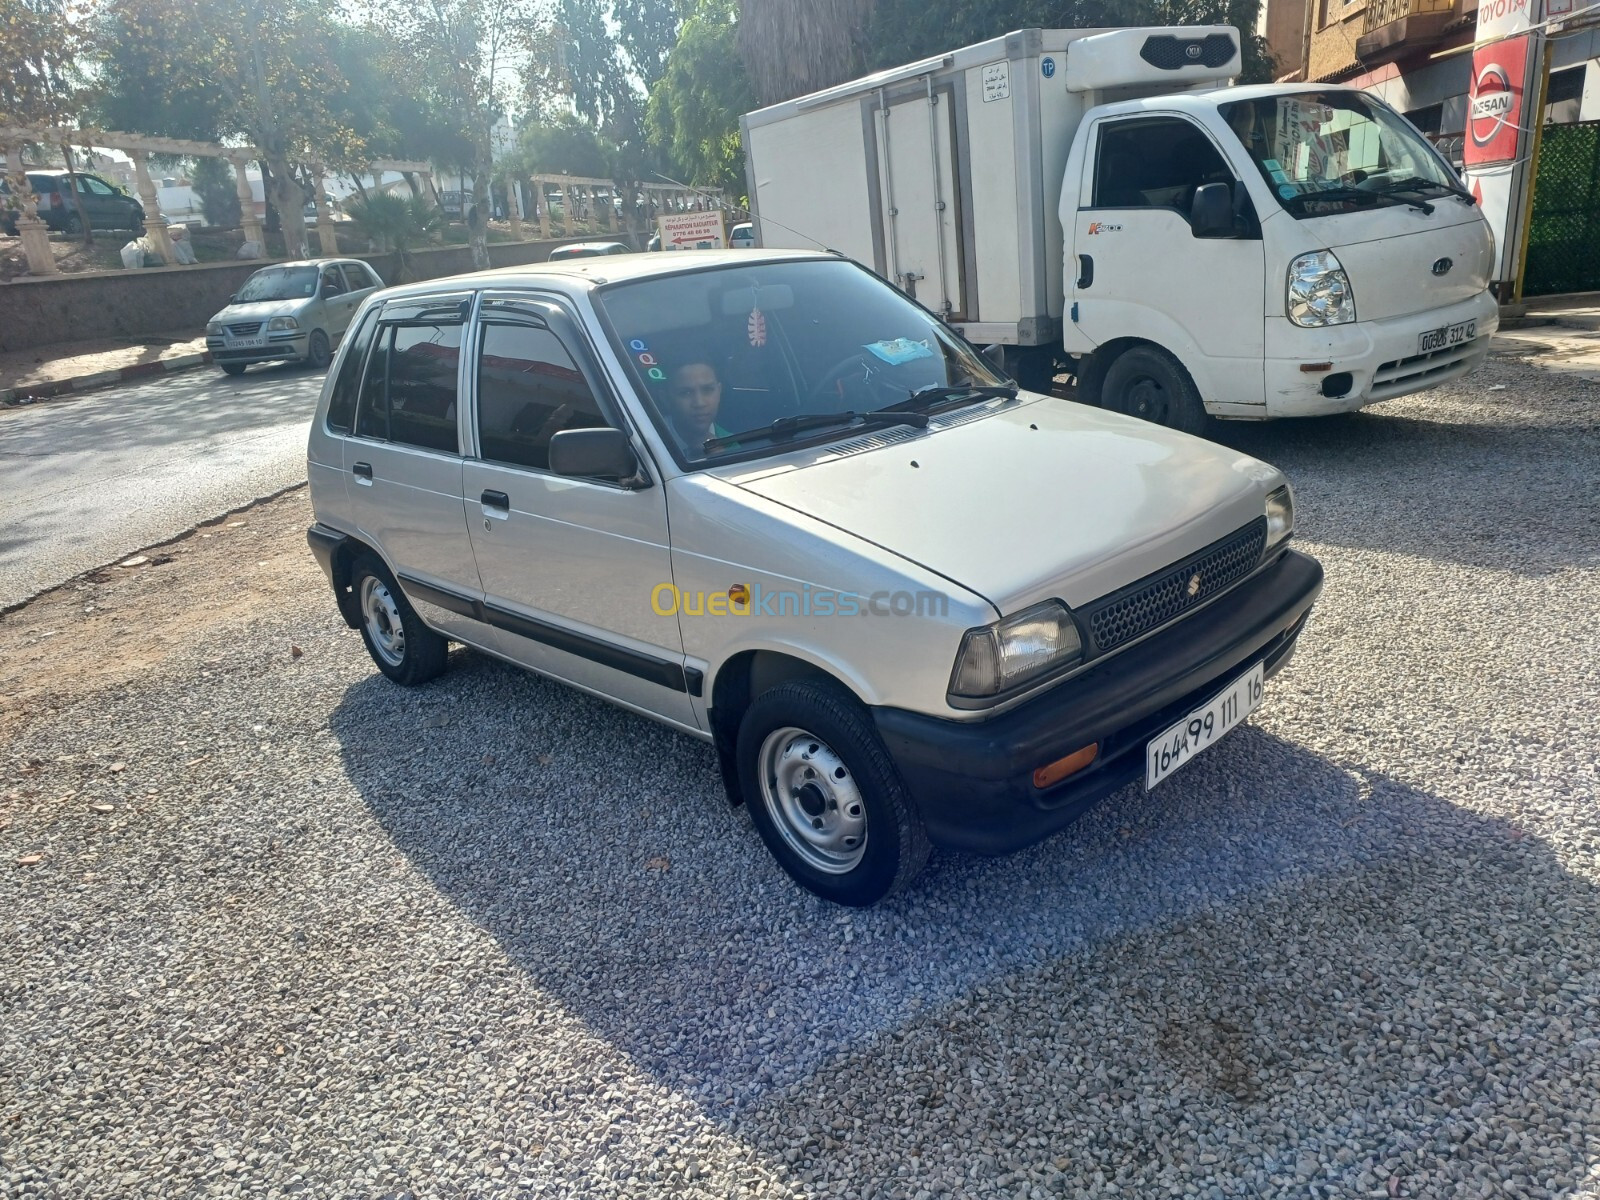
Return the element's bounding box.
[205,320,222,335]
[1286,251,1355,328]
[267,316,300,331]
[949,600,1083,700]
[1266,484,1294,547]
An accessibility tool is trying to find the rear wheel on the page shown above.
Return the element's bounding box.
[219,362,246,376]
[350,552,448,686]
[1100,345,1211,436]
[737,679,930,906]
[64,212,83,237]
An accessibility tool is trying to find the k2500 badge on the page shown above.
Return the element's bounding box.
[1087,222,1123,235]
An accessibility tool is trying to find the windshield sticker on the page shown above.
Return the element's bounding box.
[1278,184,1299,199]
[864,337,934,366]
[629,337,666,383]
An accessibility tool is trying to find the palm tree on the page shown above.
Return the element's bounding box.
[344,192,443,282]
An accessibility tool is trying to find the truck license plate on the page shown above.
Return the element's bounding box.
[1145,663,1264,790]
[1418,319,1475,355]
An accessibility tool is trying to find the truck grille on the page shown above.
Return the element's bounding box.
[1139,33,1236,71]
[227,321,262,336]
[1081,518,1267,654]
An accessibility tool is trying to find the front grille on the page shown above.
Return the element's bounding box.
[1139,33,1236,70]
[1081,517,1267,654]
[227,321,262,336]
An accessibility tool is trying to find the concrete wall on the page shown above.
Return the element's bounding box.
[0,235,646,355]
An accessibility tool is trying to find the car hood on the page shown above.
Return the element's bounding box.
[211,299,308,324]
[720,397,1282,614]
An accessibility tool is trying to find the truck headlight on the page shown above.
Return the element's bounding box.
[1286,251,1355,328]
[1266,484,1294,547]
[949,600,1083,700]
[267,316,300,331]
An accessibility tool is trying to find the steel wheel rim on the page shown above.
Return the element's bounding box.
[310,332,329,367]
[360,575,406,667]
[1125,374,1167,422]
[757,725,867,874]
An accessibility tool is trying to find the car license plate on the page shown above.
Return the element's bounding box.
[1145,662,1265,790]
[229,337,264,349]
[1418,319,1475,355]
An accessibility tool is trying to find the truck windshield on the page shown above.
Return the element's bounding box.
[593,258,1009,466]
[1219,91,1465,218]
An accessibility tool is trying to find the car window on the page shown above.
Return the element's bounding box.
[326,310,378,433]
[78,176,116,196]
[321,268,346,295]
[388,325,461,453]
[1092,117,1234,214]
[237,266,319,302]
[339,264,371,292]
[476,323,612,471]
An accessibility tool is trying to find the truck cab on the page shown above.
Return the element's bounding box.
[742,26,1497,431]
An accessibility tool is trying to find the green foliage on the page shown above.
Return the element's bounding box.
[1,0,88,129]
[190,155,241,227]
[345,190,442,279]
[647,0,754,193]
[513,114,618,179]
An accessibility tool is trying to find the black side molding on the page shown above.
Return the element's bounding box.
[398,573,692,694]
[306,523,348,584]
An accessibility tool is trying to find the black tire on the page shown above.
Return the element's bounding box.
[349,552,448,686]
[1100,345,1211,436]
[737,678,930,906]
[219,362,247,376]
[64,212,83,237]
[125,211,143,233]
[306,329,332,371]
[1004,345,1062,396]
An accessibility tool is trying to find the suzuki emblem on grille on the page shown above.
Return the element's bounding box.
[1186,572,1203,597]
[1432,257,1453,276]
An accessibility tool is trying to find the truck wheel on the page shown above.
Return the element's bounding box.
[737,679,930,907]
[351,552,449,686]
[1003,346,1062,396]
[1101,346,1210,435]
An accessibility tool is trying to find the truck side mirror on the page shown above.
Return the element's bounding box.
[549,427,643,484]
[1191,183,1236,239]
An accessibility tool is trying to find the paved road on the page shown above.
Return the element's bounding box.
[0,362,322,608]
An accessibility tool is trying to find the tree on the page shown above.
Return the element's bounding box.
[737,0,874,107]
[2,0,93,242]
[366,0,536,270]
[648,0,754,195]
[514,113,617,179]
[93,0,366,257]
[190,155,241,227]
[345,191,441,279]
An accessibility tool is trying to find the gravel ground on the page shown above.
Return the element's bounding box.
[2,351,1598,1199]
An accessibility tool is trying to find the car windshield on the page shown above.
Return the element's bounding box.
[236,266,319,302]
[593,258,1010,466]
[1220,91,1463,218]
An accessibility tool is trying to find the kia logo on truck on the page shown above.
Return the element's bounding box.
[1432,257,1453,276]
[1470,64,1516,146]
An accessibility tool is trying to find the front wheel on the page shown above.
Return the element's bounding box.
[219,362,247,376]
[306,329,332,370]
[737,679,930,906]
[1100,345,1211,436]
[350,552,448,685]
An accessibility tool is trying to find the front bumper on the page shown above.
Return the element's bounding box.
[1263,289,1499,417]
[871,547,1323,856]
[206,330,309,365]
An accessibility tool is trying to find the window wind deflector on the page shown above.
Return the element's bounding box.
[703,408,930,453]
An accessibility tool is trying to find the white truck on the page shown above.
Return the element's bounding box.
[741,26,1498,432]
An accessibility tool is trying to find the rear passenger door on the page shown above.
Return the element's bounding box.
[343,292,482,634]
[460,294,697,730]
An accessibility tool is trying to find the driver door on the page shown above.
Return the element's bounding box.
[1069,114,1266,409]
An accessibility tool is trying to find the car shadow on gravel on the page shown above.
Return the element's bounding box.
[1206,360,1599,575]
[328,647,1600,1193]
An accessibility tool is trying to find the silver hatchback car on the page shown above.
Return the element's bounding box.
[305,251,1321,905]
[207,258,384,376]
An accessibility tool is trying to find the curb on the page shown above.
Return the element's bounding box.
[1,350,213,407]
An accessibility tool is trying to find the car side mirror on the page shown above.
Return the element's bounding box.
[549,427,643,484]
[1191,182,1236,239]
[228,294,237,303]
[981,343,1012,378]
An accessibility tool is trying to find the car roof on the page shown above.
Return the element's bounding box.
[247,258,370,270]
[375,248,834,301]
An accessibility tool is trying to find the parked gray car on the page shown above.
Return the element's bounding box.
[206,259,384,375]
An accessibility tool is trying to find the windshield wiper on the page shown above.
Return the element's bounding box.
[1285,186,1432,214]
[703,408,929,453]
[1377,175,1474,205]
[878,384,1018,415]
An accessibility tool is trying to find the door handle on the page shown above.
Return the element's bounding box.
[352,461,373,480]
[480,489,510,511]
[1077,254,1094,289]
